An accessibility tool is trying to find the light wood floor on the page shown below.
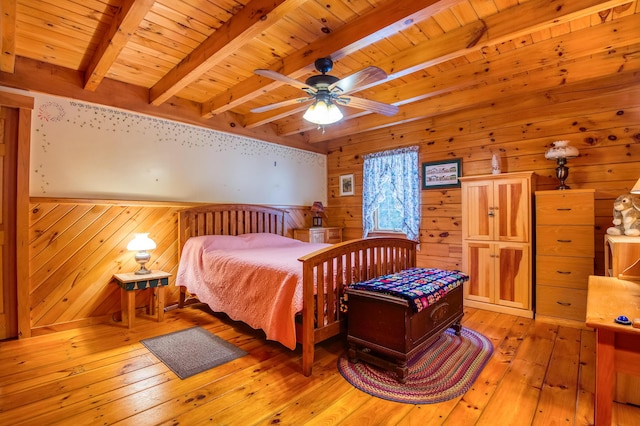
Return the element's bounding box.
[1,306,639,425]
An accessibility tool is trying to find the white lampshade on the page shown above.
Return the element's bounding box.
[631,178,640,194]
[303,98,343,125]
[544,140,579,160]
[127,233,156,251]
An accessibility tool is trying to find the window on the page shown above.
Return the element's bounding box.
[362,146,420,241]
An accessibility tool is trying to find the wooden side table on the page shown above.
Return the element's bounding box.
[586,275,640,425]
[293,227,342,244]
[604,235,640,280]
[113,270,171,328]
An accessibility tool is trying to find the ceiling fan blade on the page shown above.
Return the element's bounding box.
[250,97,312,114]
[336,96,399,116]
[254,69,315,92]
[329,66,388,94]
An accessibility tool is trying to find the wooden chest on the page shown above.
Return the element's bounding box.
[346,282,464,383]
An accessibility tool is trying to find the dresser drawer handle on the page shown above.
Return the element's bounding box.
[556,270,572,275]
[556,301,572,307]
[556,208,572,211]
[557,239,572,243]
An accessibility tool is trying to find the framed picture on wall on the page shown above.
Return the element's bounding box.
[422,159,462,189]
[339,174,354,196]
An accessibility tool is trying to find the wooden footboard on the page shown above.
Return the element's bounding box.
[297,237,417,376]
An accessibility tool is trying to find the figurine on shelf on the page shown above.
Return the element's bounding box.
[606,193,640,237]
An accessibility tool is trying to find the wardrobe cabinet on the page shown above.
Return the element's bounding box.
[535,189,594,324]
[461,172,536,317]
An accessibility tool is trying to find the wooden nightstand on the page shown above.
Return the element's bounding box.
[113,270,171,328]
[293,227,342,244]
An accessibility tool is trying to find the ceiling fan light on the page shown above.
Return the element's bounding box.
[303,99,343,125]
[327,103,343,123]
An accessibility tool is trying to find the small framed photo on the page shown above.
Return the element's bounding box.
[422,159,462,189]
[339,174,354,196]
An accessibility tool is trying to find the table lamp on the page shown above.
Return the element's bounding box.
[545,140,579,190]
[310,201,324,227]
[127,233,156,275]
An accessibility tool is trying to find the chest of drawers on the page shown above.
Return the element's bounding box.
[535,189,594,324]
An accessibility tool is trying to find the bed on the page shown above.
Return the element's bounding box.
[175,203,417,376]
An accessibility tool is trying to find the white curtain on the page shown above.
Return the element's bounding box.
[362,146,420,241]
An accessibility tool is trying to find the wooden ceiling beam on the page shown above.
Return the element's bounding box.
[84,0,155,91]
[0,56,317,152]
[277,0,634,137]
[149,0,307,106]
[308,39,640,143]
[0,0,16,73]
[325,71,639,152]
[201,0,464,118]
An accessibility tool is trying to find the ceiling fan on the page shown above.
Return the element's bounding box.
[251,57,399,125]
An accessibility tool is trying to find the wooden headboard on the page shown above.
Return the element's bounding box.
[178,204,287,254]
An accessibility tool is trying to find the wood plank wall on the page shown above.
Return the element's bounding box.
[325,71,640,275]
[27,199,313,336]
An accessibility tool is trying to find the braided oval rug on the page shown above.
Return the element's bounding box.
[337,328,493,404]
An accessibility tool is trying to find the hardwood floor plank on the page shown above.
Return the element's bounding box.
[339,395,416,424]
[532,326,583,425]
[475,321,557,425]
[254,373,356,425]
[1,305,639,425]
[576,328,596,425]
[444,314,533,424]
[163,346,341,425]
[0,352,161,413]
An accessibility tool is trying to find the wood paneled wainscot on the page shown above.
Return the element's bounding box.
[461,172,536,318]
[535,189,595,325]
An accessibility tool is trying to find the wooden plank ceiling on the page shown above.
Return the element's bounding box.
[1,0,638,148]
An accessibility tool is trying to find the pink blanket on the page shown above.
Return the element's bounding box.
[176,233,330,349]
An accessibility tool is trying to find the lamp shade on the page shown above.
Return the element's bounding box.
[631,178,640,194]
[126,233,156,251]
[303,97,343,125]
[544,140,579,160]
[311,201,325,214]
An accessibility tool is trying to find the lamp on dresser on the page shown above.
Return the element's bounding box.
[545,140,579,190]
[310,201,324,227]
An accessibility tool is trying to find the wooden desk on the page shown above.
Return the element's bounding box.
[586,275,640,425]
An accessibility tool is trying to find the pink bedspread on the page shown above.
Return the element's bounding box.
[176,233,330,349]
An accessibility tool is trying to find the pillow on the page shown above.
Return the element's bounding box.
[186,235,250,252]
[237,232,302,248]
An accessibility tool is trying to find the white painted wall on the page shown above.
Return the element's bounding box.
[26,92,326,205]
